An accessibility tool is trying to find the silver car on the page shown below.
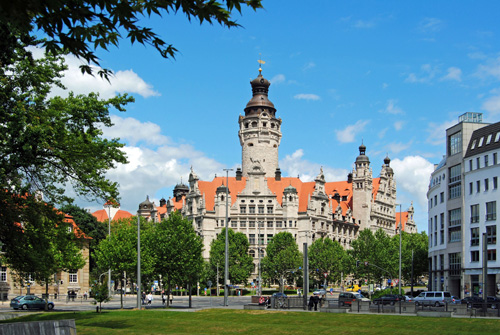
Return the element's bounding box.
[414,291,452,307]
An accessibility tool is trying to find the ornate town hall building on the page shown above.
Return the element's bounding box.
[138,68,416,270]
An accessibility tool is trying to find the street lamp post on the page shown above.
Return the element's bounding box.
[137,214,141,310]
[107,205,112,298]
[397,203,402,296]
[223,168,233,306]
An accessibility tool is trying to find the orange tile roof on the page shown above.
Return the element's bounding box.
[198,177,247,211]
[64,213,91,239]
[92,209,133,222]
[179,175,382,217]
[396,211,409,231]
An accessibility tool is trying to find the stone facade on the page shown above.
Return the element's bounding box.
[139,69,416,282]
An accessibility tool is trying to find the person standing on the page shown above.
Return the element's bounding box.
[169,291,173,305]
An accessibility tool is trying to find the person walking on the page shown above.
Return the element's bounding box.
[147,292,153,305]
[169,291,173,305]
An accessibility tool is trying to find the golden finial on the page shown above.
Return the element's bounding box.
[258,53,265,75]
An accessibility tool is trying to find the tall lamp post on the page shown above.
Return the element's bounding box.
[397,203,402,295]
[107,204,112,298]
[223,168,233,306]
[137,213,141,310]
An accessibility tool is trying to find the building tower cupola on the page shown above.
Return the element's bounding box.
[356,143,370,165]
[239,60,282,178]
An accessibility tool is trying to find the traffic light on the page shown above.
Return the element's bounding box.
[356,260,360,267]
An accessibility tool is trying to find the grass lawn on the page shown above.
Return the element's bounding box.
[2,309,499,335]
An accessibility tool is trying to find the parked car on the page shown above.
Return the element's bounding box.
[372,294,403,305]
[413,291,453,307]
[10,295,54,310]
[404,295,413,302]
[451,296,461,304]
[272,292,287,298]
[487,296,500,309]
[313,289,326,296]
[461,296,485,308]
[338,292,370,306]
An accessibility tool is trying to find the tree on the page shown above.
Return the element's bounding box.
[308,238,347,287]
[261,232,302,293]
[59,204,107,272]
[208,228,253,287]
[0,198,86,310]
[0,42,133,270]
[93,216,155,307]
[394,231,428,284]
[91,282,111,313]
[0,0,263,77]
[349,229,395,286]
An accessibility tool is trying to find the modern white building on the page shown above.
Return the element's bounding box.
[428,112,499,297]
[463,122,500,296]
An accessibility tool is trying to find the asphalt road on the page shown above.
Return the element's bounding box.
[0,294,253,313]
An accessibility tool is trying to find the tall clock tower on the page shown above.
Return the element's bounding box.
[238,66,282,177]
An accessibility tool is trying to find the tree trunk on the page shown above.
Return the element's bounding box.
[188,282,192,308]
[45,281,49,311]
[120,276,123,309]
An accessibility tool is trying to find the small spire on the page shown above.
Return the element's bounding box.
[258,54,265,75]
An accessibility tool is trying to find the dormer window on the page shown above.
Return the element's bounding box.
[479,137,484,147]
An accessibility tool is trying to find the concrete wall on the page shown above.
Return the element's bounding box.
[0,319,76,335]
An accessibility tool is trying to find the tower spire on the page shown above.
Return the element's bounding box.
[258,54,265,75]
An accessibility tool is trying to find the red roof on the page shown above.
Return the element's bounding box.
[396,211,409,231]
[92,209,133,222]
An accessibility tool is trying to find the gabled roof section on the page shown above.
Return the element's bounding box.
[198,177,247,211]
[92,209,133,222]
[396,211,409,231]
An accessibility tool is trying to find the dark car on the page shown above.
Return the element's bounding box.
[10,295,54,310]
[272,292,287,298]
[373,294,403,305]
[461,296,485,308]
[487,296,500,309]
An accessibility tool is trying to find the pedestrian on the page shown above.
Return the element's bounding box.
[169,291,173,305]
[308,296,314,311]
[83,291,88,300]
[313,295,319,311]
[71,290,76,301]
[141,292,146,305]
[147,292,153,305]
[162,291,166,305]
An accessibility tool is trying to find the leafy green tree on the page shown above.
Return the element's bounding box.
[261,232,302,293]
[0,198,86,310]
[59,204,107,272]
[394,231,428,284]
[147,212,203,307]
[349,229,395,286]
[308,238,347,287]
[0,41,133,277]
[91,282,111,313]
[0,0,263,77]
[94,216,155,307]
[209,228,253,287]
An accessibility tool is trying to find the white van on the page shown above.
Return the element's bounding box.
[414,291,453,307]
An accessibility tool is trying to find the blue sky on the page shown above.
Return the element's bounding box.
[52,1,500,232]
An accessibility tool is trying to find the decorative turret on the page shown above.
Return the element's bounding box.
[239,61,282,178]
[173,179,189,202]
[352,142,373,230]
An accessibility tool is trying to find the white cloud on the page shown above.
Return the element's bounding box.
[280,149,348,182]
[391,155,434,211]
[382,83,389,89]
[48,53,159,99]
[76,117,225,213]
[426,120,456,145]
[271,74,286,84]
[294,93,321,101]
[441,67,462,82]
[476,57,500,80]
[405,64,437,83]
[328,89,340,100]
[335,120,370,143]
[482,93,500,116]
[104,115,169,146]
[303,62,316,71]
[394,121,404,131]
[380,99,404,115]
[353,20,375,29]
[387,141,412,154]
[417,18,444,33]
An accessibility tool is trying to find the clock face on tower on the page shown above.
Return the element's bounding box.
[260,78,264,84]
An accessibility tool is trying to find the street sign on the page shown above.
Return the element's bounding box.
[324,272,328,278]
[387,279,391,284]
